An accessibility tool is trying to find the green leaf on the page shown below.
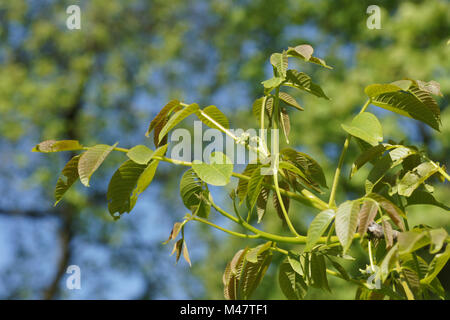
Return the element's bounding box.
[398,230,430,255]
[285,70,329,99]
[78,143,117,187]
[364,83,406,98]
[54,155,81,206]
[126,145,154,165]
[239,243,273,300]
[158,103,199,143]
[357,200,379,237]
[278,160,309,182]
[405,190,450,211]
[279,92,304,111]
[310,253,330,291]
[398,162,439,197]
[179,169,210,218]
[246,167,265,211]
[145,99,180,137]
[280,148,327,188]
[278,259,308,300]
[131,144,168,201]
[305,209,335,251]
[196,105,229,130]
[223,248,249,300]
[256,186,270,223]
[341,112,383,146]
[350,144,387,178]
[107,160,147,219]
[261,76,283,89]
[365,154,393,194]
[429,228,448,254]
[421,245,450,285]
[335,200,360,254]
[287,44,313,60]
[192,151,233,186]
[270,51,288,78]
[32,140,83,153]
[286,44,332,69]
[380,243,398,281]
[368,84,440,131]
[237,164,259,205]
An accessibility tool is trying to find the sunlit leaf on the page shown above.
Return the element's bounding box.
[32,140,83,153]
[341,112,383,146]
[192,151,233,186]
[196,105,229,130]
[54,155,81,206]
[285,70,329,99]
[398,162,439,197]
[78,143,117,187]
[305,209,335,251]
[126,145,154,165]
[158,103,199,143]
[335,200,360,253]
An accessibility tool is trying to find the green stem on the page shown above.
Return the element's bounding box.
[270,86,301,237]
[192,216,260,239]
[209,196,346,245]
[328,99,371,207]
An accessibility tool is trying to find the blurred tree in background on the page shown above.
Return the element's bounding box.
[0,0,448,299]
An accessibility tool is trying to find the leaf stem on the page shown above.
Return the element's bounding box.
[191,216,260,239]
[209,196,346,245]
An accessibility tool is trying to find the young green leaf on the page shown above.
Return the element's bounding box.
[126,145,154,165]
[236,163,259,205]
[256,186,270,223]
[368,85,440,131]
[310,253,330,291]
[335,200,360,254]
[280,148,327,188]
[192,151,233,186]
[421,245,450,285]
[278,259,308,300]
[107,160,147,219]
[54,155,81,206]
[261,76,283,90]
[270,51,288,78]
[286,44,332,69]
[305,209,335,251]
[158,103,199,143]
[279,92,304,111]
[239,243,273,300]
[145,99,180,137]
[78,143,117,187]
[32,140,83,153]
[285,70,329,99]
[341,112,383,146]
[398,162,439,197]
[196,105,230,130]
